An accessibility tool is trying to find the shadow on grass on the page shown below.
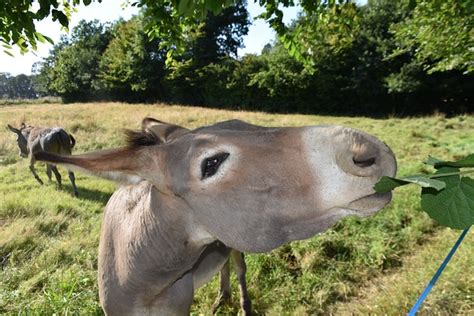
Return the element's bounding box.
[62,184,112,205]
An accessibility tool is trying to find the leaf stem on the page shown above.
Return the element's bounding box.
[428,169,474,179]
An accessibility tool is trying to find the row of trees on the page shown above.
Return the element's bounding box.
[7,0,474,115]
[0,73,37,99]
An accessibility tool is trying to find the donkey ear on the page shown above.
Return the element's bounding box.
[142,117,190,143]
[34,147,162,184]
[7,124,20,134]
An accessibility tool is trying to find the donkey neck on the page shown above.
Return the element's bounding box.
[98,181,214,313]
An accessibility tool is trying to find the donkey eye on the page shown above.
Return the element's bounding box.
[201,153,229,179]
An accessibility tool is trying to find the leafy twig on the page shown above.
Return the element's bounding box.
[374,154,474,229]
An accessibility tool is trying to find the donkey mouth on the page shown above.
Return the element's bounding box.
[344,192,393,216]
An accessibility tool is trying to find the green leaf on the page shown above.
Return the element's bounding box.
[434,153,474,169]
[374,175,446,193]
[42,34,54,45]
[401,175,447,190]
[373,176,410,193]
[421,175,474,229]
[52,9,69,28]
[177,0,193,15]
[34,32,46,43]
[425,155,445,166]
[3,49,14,57]
[206,0,223,15]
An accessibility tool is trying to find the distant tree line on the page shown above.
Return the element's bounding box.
[0,73,37,99]
[6,0,474,116]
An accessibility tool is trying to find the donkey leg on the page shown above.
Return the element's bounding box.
[212,258,232,313]
[231,250,251,315]
[68,170,79,197]
[51,165,62,188]
[46,164,52,182]
[29,164,43,185]
[148,272,194,316]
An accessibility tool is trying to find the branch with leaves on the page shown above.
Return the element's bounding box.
[0,0,88,55]
[375,154,474,229]
[0,0,346,62]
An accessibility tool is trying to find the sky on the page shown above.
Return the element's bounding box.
[0,1,300,76]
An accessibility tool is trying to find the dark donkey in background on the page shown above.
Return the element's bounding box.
[7,123,79,196]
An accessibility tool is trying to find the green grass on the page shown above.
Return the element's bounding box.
[0,103,473,315]
[330,228,473,315]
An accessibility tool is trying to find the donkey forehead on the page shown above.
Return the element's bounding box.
[156,121,361,161]
[189,121,351,141]
[188,127,298,148]
[188,120,345,139]
[192,119,266,133]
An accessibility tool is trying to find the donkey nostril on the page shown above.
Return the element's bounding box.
[353,156,376,168]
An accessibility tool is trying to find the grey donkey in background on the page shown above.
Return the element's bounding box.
[7,123,79,196]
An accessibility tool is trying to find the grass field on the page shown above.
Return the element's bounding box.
[0,102,473,315]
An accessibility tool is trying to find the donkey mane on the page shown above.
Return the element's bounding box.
[124,129,160,148]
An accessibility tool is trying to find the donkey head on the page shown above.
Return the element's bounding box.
[7,123,31,157]
[35,118,396,253]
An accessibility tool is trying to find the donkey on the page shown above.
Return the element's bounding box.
[129,118,251,314]
[35,118,397,315]
[8,123,79,196]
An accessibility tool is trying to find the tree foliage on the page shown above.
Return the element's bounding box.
[139,0,237,60]
[35,20,112,102]
[23,0,474,115]
[98,17,166,101]
[0,0,95,55]
[1,0,347,61]
[389,0,474,74]
[162,1,250,105]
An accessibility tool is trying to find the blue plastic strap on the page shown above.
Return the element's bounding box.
[408,226,470,316]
